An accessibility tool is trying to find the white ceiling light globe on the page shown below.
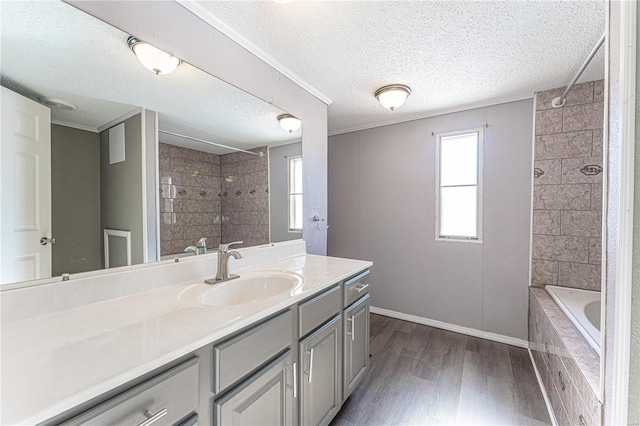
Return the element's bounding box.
[128,37,182,75]
[277,114,302,133]
[375,85,412,111]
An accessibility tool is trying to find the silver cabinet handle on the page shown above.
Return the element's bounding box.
[286,362,297,398]
[292,361,297,398]
[138,408,167,426]
[304,348,314,383]
[346,316,355,341]
[351,315,355,341]
[40,237,56,246]
[354,283,369,293]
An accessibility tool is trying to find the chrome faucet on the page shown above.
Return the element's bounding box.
[205,241,243,284]
[184,237,208,255]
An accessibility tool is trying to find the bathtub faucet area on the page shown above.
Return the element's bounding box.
[184,237,208,256]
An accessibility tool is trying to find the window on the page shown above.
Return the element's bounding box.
[288,156,303,231]
[436,129,483,241]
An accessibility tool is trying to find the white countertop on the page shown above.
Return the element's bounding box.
[1,254,372,425]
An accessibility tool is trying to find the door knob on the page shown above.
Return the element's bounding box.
[40,237,56,246]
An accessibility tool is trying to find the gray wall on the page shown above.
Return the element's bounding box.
[51,124,101,276]
[328,99,534,340]
[269,142,303,243]
[67,0,329,255]
[100,114,144,266]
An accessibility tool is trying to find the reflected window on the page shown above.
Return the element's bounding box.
[436,129,483,241]
[288,156,303,231]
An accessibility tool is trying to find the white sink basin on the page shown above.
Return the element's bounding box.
[197,271,304,307]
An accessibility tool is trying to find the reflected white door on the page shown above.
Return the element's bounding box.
[0,87,52,284]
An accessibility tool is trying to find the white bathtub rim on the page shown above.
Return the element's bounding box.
[545,285,601,358]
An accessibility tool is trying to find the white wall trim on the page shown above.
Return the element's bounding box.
[51,120,98,133]
[328,94,534,137]
[370,306,529,349]
[154,111,161,262]
[528,94,538,289]
[612,1,637,424]
[103,229,132,269]
[528,348,559,426]
[140,109,148,263]
[175,0,332,106]
[96,107,143,133]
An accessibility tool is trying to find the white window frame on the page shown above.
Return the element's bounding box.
[288,155,303,233]
[435,128,483,243]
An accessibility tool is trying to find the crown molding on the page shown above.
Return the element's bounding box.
[328,93,534,137]
[176,0,333,106]
[51,120,99,133]
[96,108,143,133]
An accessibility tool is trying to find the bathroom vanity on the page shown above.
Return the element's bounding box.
[0,242,372,426]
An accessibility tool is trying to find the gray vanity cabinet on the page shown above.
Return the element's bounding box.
[61,358,200,426]
[46,269,373,426]
[299,315,342,426]
[343,293,370,400]
[215,351,295,426]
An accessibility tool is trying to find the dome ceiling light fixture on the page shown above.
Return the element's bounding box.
[375,84,412,111]
[277,114,302,133]
[127,36,182,75]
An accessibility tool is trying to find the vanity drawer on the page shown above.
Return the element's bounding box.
[214,310,292,394]
[298,285,341,338]
[64,358,199,426]
[343,269,370,308]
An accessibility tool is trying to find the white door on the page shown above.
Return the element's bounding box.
[1,86,52,284]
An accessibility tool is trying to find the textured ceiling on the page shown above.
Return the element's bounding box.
[0,1,299,155]
[194,1,605,134]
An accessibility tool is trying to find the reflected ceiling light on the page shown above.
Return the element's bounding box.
[375,84,411,111]
[37,96,78,111]
[277,114,301,133]
[127,36,182,75]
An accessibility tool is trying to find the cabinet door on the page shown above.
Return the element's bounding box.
[299,315,342,426]
[343,294,370,400]
[215,351,295,426]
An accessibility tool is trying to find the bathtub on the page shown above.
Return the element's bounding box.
[545,285,601,357]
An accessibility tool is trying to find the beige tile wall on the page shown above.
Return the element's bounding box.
[531,80,604,291]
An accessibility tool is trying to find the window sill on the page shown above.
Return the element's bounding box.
[436,237,483,244]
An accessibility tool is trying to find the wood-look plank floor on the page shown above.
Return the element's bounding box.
[331,314,551,426]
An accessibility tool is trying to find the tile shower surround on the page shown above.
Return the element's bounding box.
[531,80,604,291]
[159,143,268,256]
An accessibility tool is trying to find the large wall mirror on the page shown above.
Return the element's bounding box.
[0,1,303,286]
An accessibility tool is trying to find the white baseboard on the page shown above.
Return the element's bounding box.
[370,306,529,349]
[528,348,558,426]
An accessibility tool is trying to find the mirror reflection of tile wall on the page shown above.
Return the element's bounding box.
[220,149,270,248]
[159,143,222,256]
[159,144,269,256]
